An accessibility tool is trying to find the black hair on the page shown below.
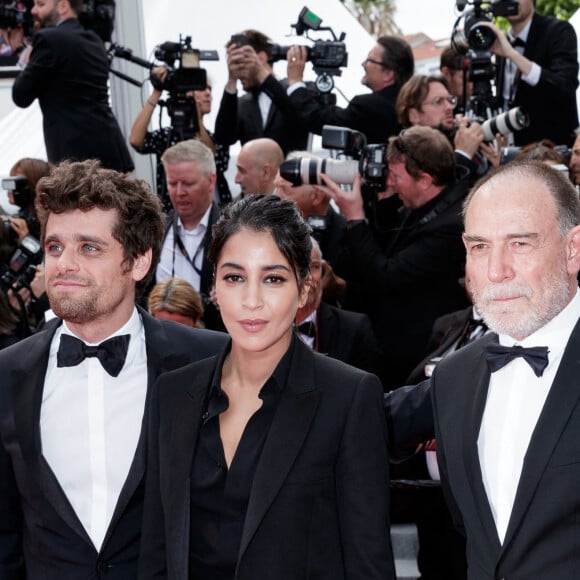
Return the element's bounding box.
[209,194,312,285]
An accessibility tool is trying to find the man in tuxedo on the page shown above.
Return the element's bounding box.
[10,0,133,172]
[432,160,580,578]
[295,238,383,380]
[287,35,413,144]
[0,159,227,579]
[482,0,579,146]
[213,29,311,155]
[156,139,223,330]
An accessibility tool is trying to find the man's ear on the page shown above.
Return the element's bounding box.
[409,108,420,125]
[566,225,580,275]
[132,249,153,283]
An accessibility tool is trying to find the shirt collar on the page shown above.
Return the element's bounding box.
[176,204,212,234]
[509,19,532,44]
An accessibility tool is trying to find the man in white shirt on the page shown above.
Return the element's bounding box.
[432,160,580,579]
[157,139,223,330]
[481,0,578,146]
[0,159,227,579]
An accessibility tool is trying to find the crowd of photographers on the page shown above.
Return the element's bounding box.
[0,0,579,577]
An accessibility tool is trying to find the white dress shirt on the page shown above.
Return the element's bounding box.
[478,289,580,543]
[156,205,211,291]
[40,308,148,551]
[297,311,317,350]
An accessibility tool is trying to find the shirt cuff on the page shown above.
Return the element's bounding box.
[287,82,306,96]
[521,62,541,87]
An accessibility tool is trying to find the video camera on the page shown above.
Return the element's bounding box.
[269,6,348,95]
[0,0,116,42]
[0,0,32,37]
[280,125,387,197]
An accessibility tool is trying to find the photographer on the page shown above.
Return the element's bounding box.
[287,36,414,143]
[315,126,469,387]
[130,66,231,212]
[481,0,578,146]
[213,29,311,155]
[9,0,134,172]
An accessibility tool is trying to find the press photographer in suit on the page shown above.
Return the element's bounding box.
[10,0,134,172]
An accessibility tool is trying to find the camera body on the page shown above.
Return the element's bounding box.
[268,6,348,95]
[0,233,42,294]
[153,35,218,133]
[279,125,387,196]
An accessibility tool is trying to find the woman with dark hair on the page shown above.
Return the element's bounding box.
[139,194,394,580]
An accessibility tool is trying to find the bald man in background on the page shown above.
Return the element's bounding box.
[234,138,284,197]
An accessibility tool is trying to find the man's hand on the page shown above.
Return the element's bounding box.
[8,216,29,243]
[287,45,307,85]
[454,115,484,160]
[315,173,366,222]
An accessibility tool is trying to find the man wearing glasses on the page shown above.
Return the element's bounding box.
[286,36,414,144]
[396,74,486,184]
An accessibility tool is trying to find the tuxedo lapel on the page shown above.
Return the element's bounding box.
[460,333,503,552]
[316,301,336,356]
[237,341,320,563]
[12,320,93,544]
[501,320,580,553]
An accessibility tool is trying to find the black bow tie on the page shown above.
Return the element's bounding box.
[510,37,526,48]
[297,321,316,338]
[57,334,131,378]
[485,343,549,377]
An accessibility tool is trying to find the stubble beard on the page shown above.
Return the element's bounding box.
[469,266,571,340]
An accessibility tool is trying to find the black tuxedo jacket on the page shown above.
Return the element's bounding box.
[495,13,579,146]
[0,309,227,580]
[432,323,580,579]
[214,75,311,154]
[317,301,384,380]
[344,181,470,387]
[289,84,401,143]
[139,337,394,580]
[12,19,134,171]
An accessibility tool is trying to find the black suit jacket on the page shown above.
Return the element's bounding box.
[432,323,580,579]
[214,75,311,154]
[139,337,394,580]
[317,301,384,380]
[495,13,579,146]
[289,84,401,143]
[0,309,227,580]
[344,181,470,387]
[12,19,134,171]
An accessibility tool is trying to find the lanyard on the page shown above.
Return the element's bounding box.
[171,214,208,278]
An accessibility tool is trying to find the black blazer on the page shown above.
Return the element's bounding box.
[214,75,311,155]
[289,84,401,144]
[317,301,384,381]
[0,309,227,580]
[432,323,580,579]
[139,337,394,580]
[12,18,134,171]
[495,13,579,146]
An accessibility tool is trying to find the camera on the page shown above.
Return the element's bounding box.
[2,176,32,210]
[0,233,42,294]
[477,106,529,141]
[279,125,387,195]
[268,6,348,94]
[0,0,32,36]
[455,0,519,52]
